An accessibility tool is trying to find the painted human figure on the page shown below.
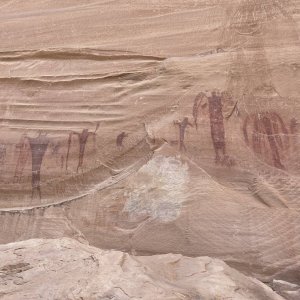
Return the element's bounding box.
[208,91,226,163]
[243,111,289,170]
[0,144,6,166]
[14,134,30,183]
[193,92,206,130]
[193,91,227,163]
[66,123,99,173]
[28,132,49,200]
[174,117,193,152]
[116,132,128,150]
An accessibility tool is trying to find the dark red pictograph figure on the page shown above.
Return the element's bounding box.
[66,123,99,173]
[28,133,50,199]
[193,91,231,164]
[116,132,128,149]
[208,91,226,164]
[0,144,6,166]
[174,117,193,152]
[14,133,49,199]
[243,111,289,169]
[193,92,205,130]
[14,134,30,183]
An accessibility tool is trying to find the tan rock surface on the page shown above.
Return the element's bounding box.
[0,238,285,300]
[0,0,299,293]
[271,280,300,300]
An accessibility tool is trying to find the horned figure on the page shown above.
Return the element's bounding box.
[66,123,99,173]
[193,91,231,164]
[28,132,49,200]
[116,131,128,150]
[174,117,193,152]
[243,111,290,170]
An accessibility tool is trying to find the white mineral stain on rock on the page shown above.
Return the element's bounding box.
[123,155,189,222]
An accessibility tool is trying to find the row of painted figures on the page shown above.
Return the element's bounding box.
[12,124,101,200]
[0,90,298,201]
[0,122,130,200]
[175,91,298,169]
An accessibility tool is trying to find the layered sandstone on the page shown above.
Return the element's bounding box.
[0,238,285,300]
[0,0,299,297]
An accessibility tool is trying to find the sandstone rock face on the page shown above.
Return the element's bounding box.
[0,238,285,300]
[0,0,299,296]
[271,280,300,300]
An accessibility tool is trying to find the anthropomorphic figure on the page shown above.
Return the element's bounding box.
[66,123,99,173]
[116,132,128,150]
[14,134,30,183]
[193,92,206,130]
[243,111,289,170]
[174,117,193,152]
[0,144,6,166]
[28,132,49,200]
[208,91,226,163]
[193,91,228,164]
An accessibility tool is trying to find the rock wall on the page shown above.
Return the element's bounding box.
[0,0,299,293]
[0,238,286,300]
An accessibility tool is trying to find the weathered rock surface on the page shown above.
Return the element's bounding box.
[271,280,300,300]
[1,145,300,285]
[0,0,299,293]
[0,238,285,300]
